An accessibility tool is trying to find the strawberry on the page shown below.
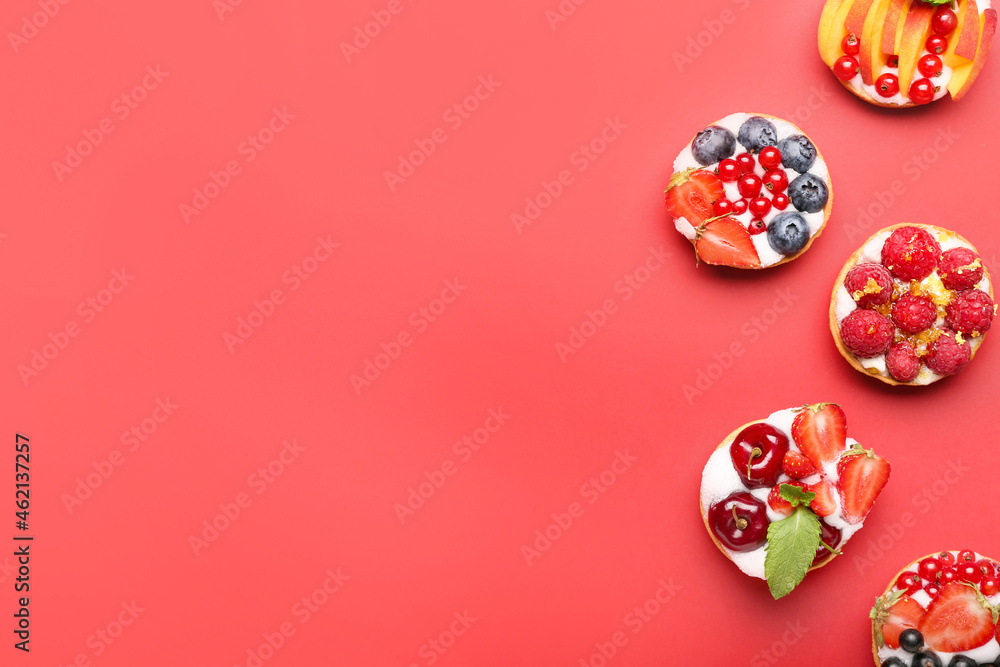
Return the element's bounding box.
[877,595,925,649]
[665,168,725,226]
[919,583,998,652]
[766,481,806,518]
[837,445,890,525]
[693,217,761,268]
[782,451,819,479]
[791,403,847,469]
[807,480,837,517]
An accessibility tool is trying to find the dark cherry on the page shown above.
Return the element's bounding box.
[813,522,843,565]
[708,492,770,552]
[729,423,790,488]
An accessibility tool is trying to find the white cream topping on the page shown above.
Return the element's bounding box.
[700,407,867,580]
[835,226,991,385]
[672,113,830,268]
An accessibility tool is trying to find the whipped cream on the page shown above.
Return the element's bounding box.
[833,226,992,385]
[672,113,830,268]
[700,407,867,580]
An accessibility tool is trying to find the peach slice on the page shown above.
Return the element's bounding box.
[846,0,877,38]
[860,0,894,84]
[898,1,935,96]
[882,0,908,54]
[948,8,997,101]
[820,0,857,66]
[956,0,981,60]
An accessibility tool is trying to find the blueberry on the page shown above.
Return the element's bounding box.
[691,125,736,165]
[777,134,817,173]
[881,659,905,667]
[947,657,979,667]
[899,629,924,653]
[912,651,943,667]
[766,211,811,255]
[737,116,778,153]
[788,173,829,213]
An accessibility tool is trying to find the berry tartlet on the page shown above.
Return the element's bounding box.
[871,550,1000,666]
[831,224,995,385]
[820,0,997,107]
[666,113,833,269]
[700,403,890,599]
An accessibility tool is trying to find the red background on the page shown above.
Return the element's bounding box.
[2,0,999,664]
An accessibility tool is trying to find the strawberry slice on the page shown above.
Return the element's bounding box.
[919,583,998,652]
[791,403,847,469]
[782,451,819,479]
[807,480,837,517]
[766,481,806,518]
[693,217,761,268]
[665,168,724,226]
[837,445,890,525]
[879,595,925,649]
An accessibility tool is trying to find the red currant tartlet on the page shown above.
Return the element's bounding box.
[871,550,1000,666]
[665,113,833,269]
[700,403,890,599]
[831,224,995,385]
[820,0,997,107]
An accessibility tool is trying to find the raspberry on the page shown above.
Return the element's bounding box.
[840,309,894,357]
[844,263,893,308]
[881,226,941,281]
[925,330,972,375]
[886,341,921,382]
[892,294,938,333]
[946,289,994,335]
[939,247,984,291]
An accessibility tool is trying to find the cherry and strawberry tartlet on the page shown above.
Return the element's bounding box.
[665,113,833,269]
[871,550,1000,666]
[831,224,995,385]
[820,0,997,107]
[700,403,890,599]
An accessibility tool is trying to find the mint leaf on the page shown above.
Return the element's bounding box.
[920,0,952,5]
[779,483,816,507]
[764,506,822,600]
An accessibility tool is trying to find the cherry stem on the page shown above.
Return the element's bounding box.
[732,506,748,530]
[819,541,842,556]
[747,446,763,481]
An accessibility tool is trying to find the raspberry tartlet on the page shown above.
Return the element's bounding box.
[871,550,1000,666]
[666,113,833,269]
[700,403,890,599]
[820,0,997,107]
[831,224,995,385]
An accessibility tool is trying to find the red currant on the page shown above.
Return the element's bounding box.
[982,576,1000,596]
[749,196,771,218]
[909,78,936,105]
[958,550,977,563]
[888,55,899,67]
[842,33,861,56]
[771,193,789,211]
[834,55,860,81]
[717,159,741,182]
[936,551,957,567]
[918,54,943,78]
[758,146,782,170]
[762,169,788,193]
[924,583,942,599]
[748,219,766,235]
[737,174,763,198]
[932,6,959,35]
[876,73,900,97]
[937,567,959,586]
[896,572,922,595]
[918,557,943,582]
[926,35,948,55]
[735,152,756,175]
[713,199,734,216]
[732,199,749,215]
[958,561,982,584]
[977,560,998,580]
